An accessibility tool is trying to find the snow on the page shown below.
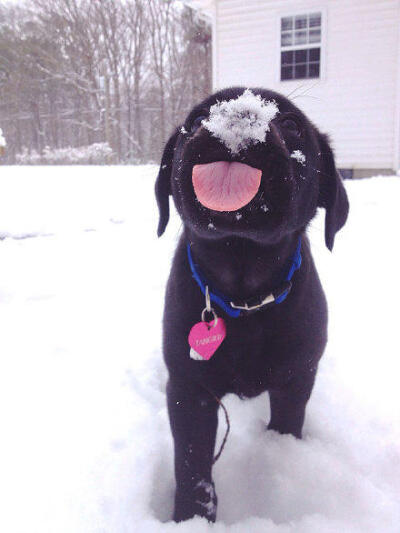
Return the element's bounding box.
[194,480,217,518]
[290,149,306,165]
[0,127,6,148]
[0,166,399,533]
[16,143,114,165]
[202,89,279,154]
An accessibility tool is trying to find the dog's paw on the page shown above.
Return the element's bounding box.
[173,479,217,523]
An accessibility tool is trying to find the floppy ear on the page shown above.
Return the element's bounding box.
[318,134,349,251]
[155,129,180,237]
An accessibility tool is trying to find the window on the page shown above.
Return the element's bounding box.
[280,12,321,81]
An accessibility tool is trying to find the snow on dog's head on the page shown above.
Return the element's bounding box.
[202,89,279,155]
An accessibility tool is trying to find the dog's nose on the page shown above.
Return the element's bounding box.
[202,89,279,155]
[268,122,290,158]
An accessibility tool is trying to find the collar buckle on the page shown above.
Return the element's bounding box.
[230,281,293,313]
[230,293,275,312]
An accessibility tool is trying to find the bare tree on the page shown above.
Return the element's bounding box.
[0,0,211,164]
[124,0,148,160]
[148,0,174,150]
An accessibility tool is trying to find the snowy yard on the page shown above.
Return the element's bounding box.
[0,166,399,533]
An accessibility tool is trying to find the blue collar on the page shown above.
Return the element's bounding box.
[187,238,302,318]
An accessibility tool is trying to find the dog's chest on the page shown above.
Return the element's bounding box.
[210,312,300,396]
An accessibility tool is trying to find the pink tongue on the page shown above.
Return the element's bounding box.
[192,161,262,212]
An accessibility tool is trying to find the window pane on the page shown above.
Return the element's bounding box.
[309,13,321,27]
[309,28,321,43]
[309,48,320,61]
[281,17,293,31]
[295,64,307,79]
[281,66,294,80]
[308,62,320,78]
[281,51,294,65]
[281,45,320,80]
[281,32,293,46]
[294,49,307,62]
[295,15,307,29]
[294,30,307,45]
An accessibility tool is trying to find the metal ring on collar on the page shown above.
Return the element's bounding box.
[201,307,218,326]
[205,285,211,312]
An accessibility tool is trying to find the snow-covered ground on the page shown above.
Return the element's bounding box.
[0,166,399,533]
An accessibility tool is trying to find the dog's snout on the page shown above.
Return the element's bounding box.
[268,122,290,159]
[186,122,290,169]
[201,89,279,155]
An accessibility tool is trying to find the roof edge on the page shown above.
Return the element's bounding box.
[180,0,215,16]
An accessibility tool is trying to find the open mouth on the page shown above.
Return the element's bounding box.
[192,161,262,212]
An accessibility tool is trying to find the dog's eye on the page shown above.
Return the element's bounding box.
[191,115,207,133]
[280,118,301,136]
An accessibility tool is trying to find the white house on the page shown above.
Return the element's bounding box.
[183,0,400,177]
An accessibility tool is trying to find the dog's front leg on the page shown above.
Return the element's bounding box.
[268,378,315,438]
[167,379,219,523]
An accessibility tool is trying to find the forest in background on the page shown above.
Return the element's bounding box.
[0,0,211,164]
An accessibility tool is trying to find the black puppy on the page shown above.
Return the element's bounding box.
[155,87,348,523]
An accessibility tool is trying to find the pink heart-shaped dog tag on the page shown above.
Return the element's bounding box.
[188,318,226,361]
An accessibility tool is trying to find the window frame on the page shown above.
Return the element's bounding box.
[276,7,327,84]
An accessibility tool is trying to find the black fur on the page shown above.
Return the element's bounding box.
[155,87,349,522]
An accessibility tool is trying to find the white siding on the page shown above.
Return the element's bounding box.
[214,0,400,170]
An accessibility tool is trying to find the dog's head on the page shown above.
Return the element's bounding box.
[155,87,348,250]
